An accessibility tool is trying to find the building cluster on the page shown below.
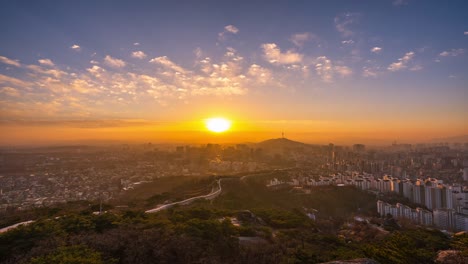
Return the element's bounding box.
[0,143,279,211]
[274,170,468,232]
[377,200,468,231]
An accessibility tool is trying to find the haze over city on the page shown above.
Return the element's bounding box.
[0,0,467,146]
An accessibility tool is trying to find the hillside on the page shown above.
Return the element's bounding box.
[1,172,465,264]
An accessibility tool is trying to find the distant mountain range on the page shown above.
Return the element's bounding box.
[256,137,312,149]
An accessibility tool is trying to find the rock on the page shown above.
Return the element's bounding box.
[320,258,379,264]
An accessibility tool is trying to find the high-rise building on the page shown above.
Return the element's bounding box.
[425,185,436,210]
[463,168,468,181]
[454,213,468,231]
[433,209,455,231]
[412,182,425,205]
[402,180,413,201]
[416,207,433,226]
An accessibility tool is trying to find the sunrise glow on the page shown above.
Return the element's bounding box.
[205,118,231,133]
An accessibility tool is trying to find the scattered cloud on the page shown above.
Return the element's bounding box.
[464,31,468,36]
[0,74,31,87]
[194,47,202,58]
[131,51,147,59]
[362,66,379,78]
[26,64,67,78]
[133,42,140,46]
[371,47,382,53]
[313,57,351,82]
[90,60,99,65]
[439,48,465,57]
[218,25,239,41]
[0,87,21,97]
[38,59,55,67]
[334,65,353,77]
[261,43,303,64]
[247,64,272,84]
[290,32,317,47]
[70,44,81,51]
[410,65,423,71]
[387,51,414,71]
[87,65,106,78]
[149,56,186,73]
[104,55,126,68]
[0,56,21,67]
[334,13,359,37]
[315,56,333,82]
[341,40,354,45]
[224,25,239,34]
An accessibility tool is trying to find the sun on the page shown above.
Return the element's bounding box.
[205,117,231,133]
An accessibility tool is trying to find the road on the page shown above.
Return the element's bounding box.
[145,179,222,213]
[0,220,35,234]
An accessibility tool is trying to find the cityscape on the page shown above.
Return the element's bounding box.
[1,1,467,263]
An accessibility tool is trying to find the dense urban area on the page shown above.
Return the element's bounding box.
[1,138,467,230]
[1,138,467,263]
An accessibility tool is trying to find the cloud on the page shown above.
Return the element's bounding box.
[90,60,99,65]
[290,32,318,47]
[334,65,353,77]
[26,64,67,78]
[194,47,202,58]
[224,25,239,34]
[315,56,333,82]
[410,65,423,71]
[334,13,359,37]
[247,64,272,84]
[313,57,352,82]
[131,51,147,59]
[133,42,140,46]
[387,51,414,71]
[104,55,126,68]
[0,56,21,67]
[341,40,354,44]
[0,74,31,87]
[70,44,81,51]
[464,32,468,36]
[87,65,106,78]
[0,47,291,120]
[218,25,239,41]
[0,87,21,97]
[261,43,303,64]
[38,59,55,67]
[371,47,382,53]
[362,67,379,78]
[439,48,465,57]
[149,56,186,73]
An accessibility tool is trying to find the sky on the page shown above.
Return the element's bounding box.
[0,0,467,146]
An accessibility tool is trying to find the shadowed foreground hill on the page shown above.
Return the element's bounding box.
[1,176,463,264]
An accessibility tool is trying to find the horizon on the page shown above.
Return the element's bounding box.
[1,1,467,145]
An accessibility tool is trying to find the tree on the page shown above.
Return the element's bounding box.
[29,245,114,264]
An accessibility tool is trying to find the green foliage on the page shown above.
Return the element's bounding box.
[451,233,468,256]
[254,209,309,228]
[0,176,458,264]
[29,245,113,264]
[360,229,450,264]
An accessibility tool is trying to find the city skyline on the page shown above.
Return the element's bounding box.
[0,1,467,145]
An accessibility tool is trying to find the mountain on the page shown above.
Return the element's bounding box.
[256,137,310,150]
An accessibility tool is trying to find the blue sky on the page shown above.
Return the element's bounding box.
[0,0,467,144]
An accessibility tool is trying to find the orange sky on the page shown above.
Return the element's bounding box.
[1,118,466,146]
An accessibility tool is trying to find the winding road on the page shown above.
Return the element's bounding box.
[145,179,223,213]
